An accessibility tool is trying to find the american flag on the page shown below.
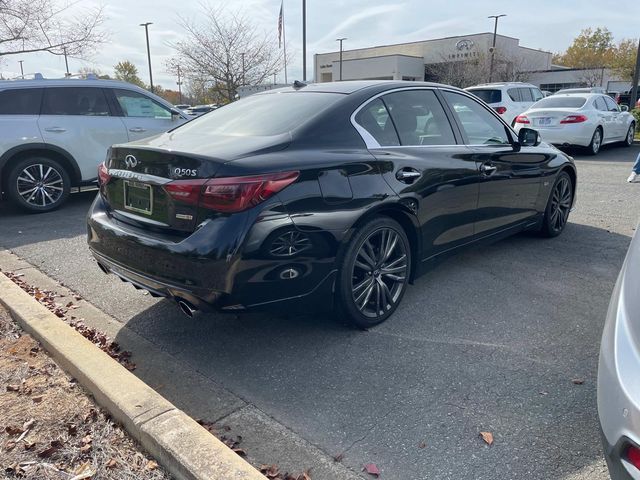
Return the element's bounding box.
[278,1,283,48]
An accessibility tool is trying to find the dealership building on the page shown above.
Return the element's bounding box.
[313,32,631,93]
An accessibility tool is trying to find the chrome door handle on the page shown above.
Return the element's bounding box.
[44,127,66,133]
[395,168,421,183]
[129,127,147,133]
[480,163,497,175]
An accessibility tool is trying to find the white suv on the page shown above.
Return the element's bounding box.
[464,82,544,126]
[0,76,188,212]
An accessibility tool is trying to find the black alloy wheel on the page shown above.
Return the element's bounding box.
[336,217,411,328]
[7,157,70,212]
[540,172,573,237]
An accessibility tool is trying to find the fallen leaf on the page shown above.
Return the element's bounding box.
[38,439,63,458]
[81,434,93,444]
[260,464,280,478]
[105,459,118,469]
[32,395,43,403]
[572,378,584,385]
[23,419,35,430]
[6,384,20,392]
[5,441,17,450]
[5,425,24,436]
[363,463,380,477]
[419,441,427,449]
[145,460,158,471]
[333,453,344,462]
[23,440,36,450]
[67,423,78,435]
[479,431,494,446]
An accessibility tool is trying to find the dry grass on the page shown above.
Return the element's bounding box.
[0,305,172,480]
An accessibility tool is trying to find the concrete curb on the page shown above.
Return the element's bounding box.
[0,272,266,480]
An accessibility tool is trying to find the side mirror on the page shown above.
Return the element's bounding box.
[170,108,182,120]
[620,105,629,112]
[517,127,541,148]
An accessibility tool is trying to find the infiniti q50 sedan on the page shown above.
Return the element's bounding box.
[87,81,577,328]
[598,225,640,479]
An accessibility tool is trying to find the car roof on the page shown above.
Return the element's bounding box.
[465,82,537,89]
[258,80,454,96]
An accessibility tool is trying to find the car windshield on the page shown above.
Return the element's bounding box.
[467,89,502,104]
[532,96,587,108]
[177,92,343,136]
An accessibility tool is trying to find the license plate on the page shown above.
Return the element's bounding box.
[537,117,553,126]
[123,181,152,215]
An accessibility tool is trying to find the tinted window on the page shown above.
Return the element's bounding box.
[443,91,510,146]
[0,88,43,115]
[354,98,399,146]
[531,96,587,108]
[177,92,342,136]
[604,96,619,112]
[594,97,607,111]
[507,88,520,102]
[114,89,171,118]
[467,89,502,104]
[41,87,110,116]
[518,88,533,102]
[383,90,456,146]
[531,88,544,101]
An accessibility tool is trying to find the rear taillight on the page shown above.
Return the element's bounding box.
[97,162,111,185]
[514,115,530,124]
[560,114,587,124]
[493,106,507,114]
[164,171,299,213]
[624,444,640,470]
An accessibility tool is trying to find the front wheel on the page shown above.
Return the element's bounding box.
[622,124,635,147]
[7,157,71,212]
[539,171,573,238]
[587,128,602,156]
[335,217,411,329]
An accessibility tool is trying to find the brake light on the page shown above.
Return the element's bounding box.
[624,444,640,470]
[514,115,530,124]
[164,171,299,213]
[97,162,111,185]
[493,106,507,114]
[560,115,587,124]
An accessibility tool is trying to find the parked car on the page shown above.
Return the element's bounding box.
[174,104,191,111]
[614,90,640,109]
[185,104,218,116]
[88,80,576,328]
[465,82,544,126]
[0,77,188,212]
[598,225,640,480]
[513,93,636,155]
[555,86,607,95]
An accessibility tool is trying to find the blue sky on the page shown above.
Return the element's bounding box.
[1,0,638,88]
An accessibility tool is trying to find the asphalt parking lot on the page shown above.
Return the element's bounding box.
[1,143,639,479]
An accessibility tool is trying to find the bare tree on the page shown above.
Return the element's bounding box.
[0,0,105,58]
[169,4,285,103]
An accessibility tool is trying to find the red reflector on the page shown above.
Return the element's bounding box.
[560,115,587,124]
[201,171,299,213]
[514,115,530,124]
[493,106,507,114]
[626,445,640,469]
[97,162,111,185]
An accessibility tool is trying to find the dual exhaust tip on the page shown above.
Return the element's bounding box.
[96,261,199,318]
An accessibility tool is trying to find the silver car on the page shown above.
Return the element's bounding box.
[598,225,640,479]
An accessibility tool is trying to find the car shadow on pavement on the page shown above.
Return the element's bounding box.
[564,142,640,162]
[116,220,629,480]
[0,190,97,249]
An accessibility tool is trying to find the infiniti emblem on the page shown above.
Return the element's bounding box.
[124,155,138,168]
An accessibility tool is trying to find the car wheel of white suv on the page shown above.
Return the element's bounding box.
[7,157,71,212]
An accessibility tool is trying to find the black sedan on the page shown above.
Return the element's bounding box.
[87,81,577,328]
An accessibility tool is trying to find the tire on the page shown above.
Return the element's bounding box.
[7,156,71,212]
[539,171,573,238]
[335,217,411,329]
[586,127,602,156]
[622,123,635,147]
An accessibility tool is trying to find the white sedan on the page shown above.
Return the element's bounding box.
[513,93,636,155]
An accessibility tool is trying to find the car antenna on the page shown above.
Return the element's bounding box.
[293,80,307,89]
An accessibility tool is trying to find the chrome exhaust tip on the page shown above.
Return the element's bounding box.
[177,299,197,318]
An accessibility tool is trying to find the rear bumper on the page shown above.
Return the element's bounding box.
[87,194,339,311]
[515,123,593,147]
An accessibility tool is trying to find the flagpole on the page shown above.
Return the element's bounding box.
[283,1,288,84]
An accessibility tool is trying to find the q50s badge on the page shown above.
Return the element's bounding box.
[174,168,198,177]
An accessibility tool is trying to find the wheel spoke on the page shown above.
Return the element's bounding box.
[353,277,371,296]
[358,282,376,310]
[384,273,406,282]
[375,282,381,317]
[357,248,376,269]
[381,232,398,263]
[18,186,37,196]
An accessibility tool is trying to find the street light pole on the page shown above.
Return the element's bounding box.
[336,37,347,81]
[176,65,183,104]
[488,14,506,83]
[18,60,24,78]
[629,38,640,110]
[140,22,154,92]
[241,52,246,86]
[63,47,70,77]
[302,0,307,81]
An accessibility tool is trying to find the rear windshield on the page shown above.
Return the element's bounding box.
[177,92,343,136]
[532,96,587,108]
[467,89,502,104]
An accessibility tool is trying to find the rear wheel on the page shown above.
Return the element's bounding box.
[335,217,411,329]
[539,171,573,238]
[586,127,602,156]
[7,157,71,212]
[623,123,635,147]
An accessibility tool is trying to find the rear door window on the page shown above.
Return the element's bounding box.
[354,98,400,146]
[518,88,534,102]
[594,97,607,111]
[604,96,619,112]
[382,90,456,146]
[467,89,502,104]
[531,88,543,102]
[41,87,110,116]
[507,89,521,102]
[0,88,43,114]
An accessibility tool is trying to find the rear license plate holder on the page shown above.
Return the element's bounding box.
[537,117,552,126]
[123,181,153,215]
